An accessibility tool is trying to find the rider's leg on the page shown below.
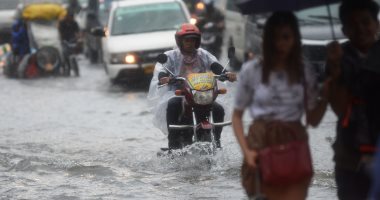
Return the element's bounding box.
[167,97,184,149]
[212,102,225,148]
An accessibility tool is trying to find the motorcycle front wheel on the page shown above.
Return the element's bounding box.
[196,129,212,143]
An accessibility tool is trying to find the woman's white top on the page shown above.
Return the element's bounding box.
[234,59,319,121]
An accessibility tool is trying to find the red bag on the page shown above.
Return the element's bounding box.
[258,139,313,185]
[25,55,40,78]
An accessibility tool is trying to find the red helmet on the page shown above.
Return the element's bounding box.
[175,23,201,50]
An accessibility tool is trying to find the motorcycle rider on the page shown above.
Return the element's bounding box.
[156,23,236,149]
[197,0,225,58]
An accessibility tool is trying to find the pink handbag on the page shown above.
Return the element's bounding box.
[258,79,313,185]
[258,139,313,185]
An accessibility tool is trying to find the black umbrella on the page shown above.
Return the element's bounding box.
[235,0,341,39]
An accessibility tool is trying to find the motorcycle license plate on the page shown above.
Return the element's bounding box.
[144,65,154,74]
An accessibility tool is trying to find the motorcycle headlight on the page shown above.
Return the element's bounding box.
[193,90,214,105]
[125,54,137,64]
[190,17,197,25]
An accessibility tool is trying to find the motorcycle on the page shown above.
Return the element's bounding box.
[154,48,235,155]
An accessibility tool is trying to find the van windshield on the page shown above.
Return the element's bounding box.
[111,2,187,35]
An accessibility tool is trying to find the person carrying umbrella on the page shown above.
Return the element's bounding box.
[325,0,380,199]
[232,11,330,200]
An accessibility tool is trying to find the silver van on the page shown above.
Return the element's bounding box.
[217,0,264,67]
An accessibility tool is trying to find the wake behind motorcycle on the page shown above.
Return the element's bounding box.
[155,48,235,155]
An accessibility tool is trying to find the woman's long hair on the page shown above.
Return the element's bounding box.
[261,11,303,84]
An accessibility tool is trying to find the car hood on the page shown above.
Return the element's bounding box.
[106,31,177,53]
[300,24,345,41]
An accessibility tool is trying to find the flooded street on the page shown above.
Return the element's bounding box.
[0,56,338,199]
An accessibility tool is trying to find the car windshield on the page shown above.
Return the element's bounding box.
[111,2,187,35]
[0,0,20,10]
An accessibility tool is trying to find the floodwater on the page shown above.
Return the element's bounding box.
[0,56,338,199]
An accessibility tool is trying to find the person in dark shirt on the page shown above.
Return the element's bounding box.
[326,0,380,199]
[58,12,80,42]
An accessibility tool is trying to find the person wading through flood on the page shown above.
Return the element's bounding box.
[325,0,380,199]
[150,23,236,150]
[232,11,330,200]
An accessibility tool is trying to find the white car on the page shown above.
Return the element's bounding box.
[100,0,191,83]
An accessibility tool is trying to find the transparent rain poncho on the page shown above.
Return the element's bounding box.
[147,48,233,135]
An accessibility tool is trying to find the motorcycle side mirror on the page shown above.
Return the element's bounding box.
[90,27,105,37]
[156,54,168,64]
[228,47,235,59]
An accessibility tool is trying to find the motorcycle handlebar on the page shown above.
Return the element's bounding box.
[158,74,228,88]
[168,77,185,85]
[214,74,228,82]
[157,76,185,87]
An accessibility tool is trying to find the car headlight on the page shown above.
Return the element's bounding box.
[110,53,138,64]
[125,54,137,64]
[193,90,214,105]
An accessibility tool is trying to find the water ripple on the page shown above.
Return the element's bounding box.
[66,165,115,177]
